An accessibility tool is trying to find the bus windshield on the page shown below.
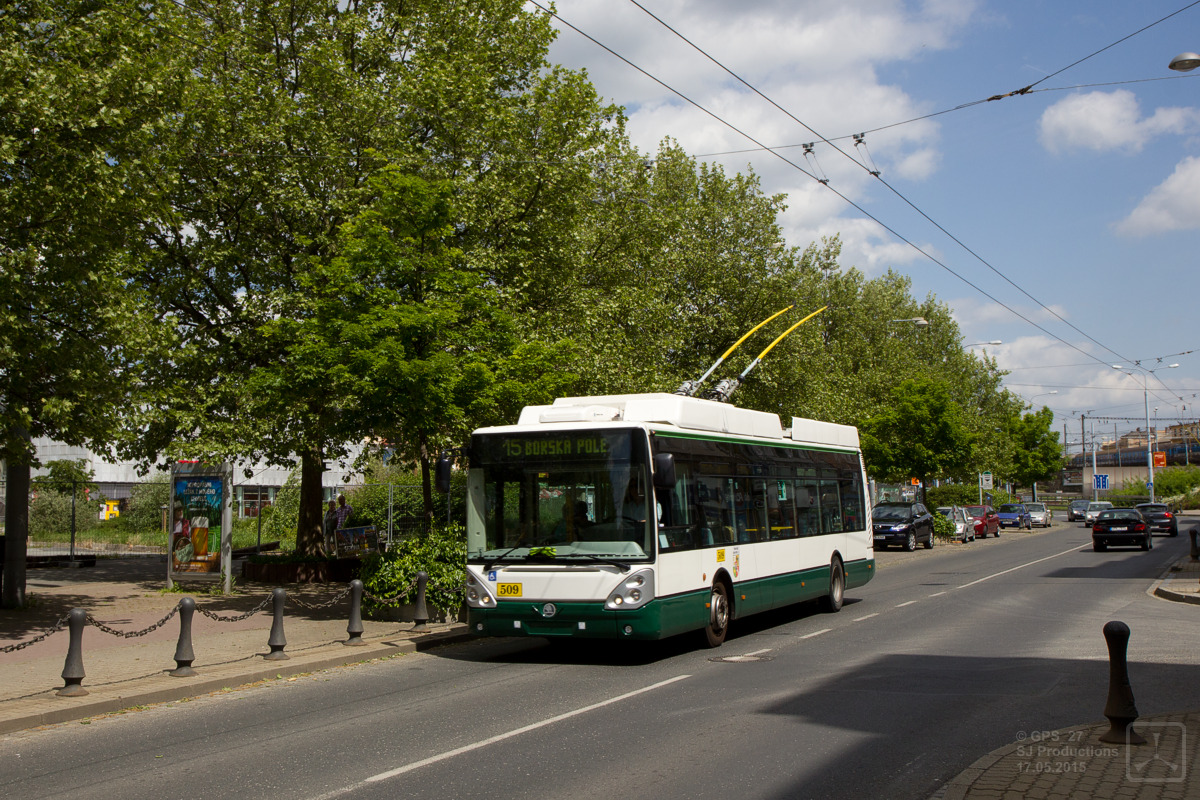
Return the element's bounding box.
[467,429,654,564]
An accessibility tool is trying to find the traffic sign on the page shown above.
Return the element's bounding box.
[1093,474,1109,491]
[980,472,993,490]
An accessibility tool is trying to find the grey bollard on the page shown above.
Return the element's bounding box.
[1190,526,1199,561]
[57,608,89,697]
[345,579,365,646]
[413,571,429,630]
[264,587,289,661]
[171,597,198,677]
[1099,620,1146,744]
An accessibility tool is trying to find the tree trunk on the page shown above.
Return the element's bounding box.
[3,460,30,609]
[420,437,433,535]
[297,450,326,556]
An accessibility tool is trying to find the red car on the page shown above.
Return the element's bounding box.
[965,504,1000,538]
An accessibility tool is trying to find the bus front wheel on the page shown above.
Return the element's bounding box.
[821,558,845,613]
[704,582,730,647]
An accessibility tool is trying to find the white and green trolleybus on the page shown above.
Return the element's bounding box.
[462,392,875,646]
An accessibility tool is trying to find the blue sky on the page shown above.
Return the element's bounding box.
[535,0,1200,454]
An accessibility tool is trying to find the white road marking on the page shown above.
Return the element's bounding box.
[956,546,1081,589]
[895,600,917,608]
[314,675,694,792]
[801,628,832,639]
[742,648,773,657]
[854,613,879,622]
[928,591,947,597]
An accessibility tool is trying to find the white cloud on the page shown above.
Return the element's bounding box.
[1038,90,1200,154]
[1115,156,1200,236]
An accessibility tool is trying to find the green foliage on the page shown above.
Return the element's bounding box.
[1112,466,1200,501]
[114,475,171,535]
[29,491,103,538]
[1006,406,1061,489]
[358,524,467,617]
[345,459,468,531]
[861,377,974,489]
[931,512,956,541]
[251,475,301,552]
[924,485,980,508]
[32,460,98,495]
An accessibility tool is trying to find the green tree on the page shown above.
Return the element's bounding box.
[1006,405,1062,498]
[32,460,98,496]
[129,1,613,555]
[860,377,975,502]
[1,0,182,606]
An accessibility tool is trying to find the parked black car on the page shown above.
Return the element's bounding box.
[872,502,935,551]
[1135,503,1179,536]
[1092,508,1152,552]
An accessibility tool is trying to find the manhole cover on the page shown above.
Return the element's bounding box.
[709,654,774,663]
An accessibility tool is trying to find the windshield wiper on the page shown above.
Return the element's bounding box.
[483,545,527,572]
[568,553,632,572]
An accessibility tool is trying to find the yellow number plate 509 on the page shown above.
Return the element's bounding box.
[497,583,522,597]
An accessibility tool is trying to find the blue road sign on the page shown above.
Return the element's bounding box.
[1093,474,1109,491]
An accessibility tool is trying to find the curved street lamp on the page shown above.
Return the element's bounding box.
[888,317,929,327]
[1169,52,1200,72]
[1111,363,1179,502]
[965,340,1002,347]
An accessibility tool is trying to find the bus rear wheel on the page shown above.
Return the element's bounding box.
[821,558,845,613]
[704,581,730,647]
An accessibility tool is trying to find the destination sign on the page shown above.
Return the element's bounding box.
[474,431,638,465]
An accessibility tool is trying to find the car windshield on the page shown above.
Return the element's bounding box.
[965,506,987,517]
[873,504,911,521]
[999,504,1023,513]
[936,507,953,516]
[1027,503,1046,511]
[1098,510,1140,522]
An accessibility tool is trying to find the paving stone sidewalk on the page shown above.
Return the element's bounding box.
[0,556,468,735]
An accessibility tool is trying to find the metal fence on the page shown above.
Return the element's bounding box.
[0,478,467,561]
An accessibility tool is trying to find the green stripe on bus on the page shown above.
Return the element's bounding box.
[468,559,873,641]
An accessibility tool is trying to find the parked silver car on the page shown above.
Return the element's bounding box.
[1025,502,1052,527]
[1084,501,1113,525]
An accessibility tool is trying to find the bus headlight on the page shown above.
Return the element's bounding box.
[605,569,654,610]
[465,573,497,608]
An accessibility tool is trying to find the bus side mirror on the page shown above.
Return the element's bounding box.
[435,456,452,494]
[653,453,676,491]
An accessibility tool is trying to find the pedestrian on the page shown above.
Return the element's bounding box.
[335,494,354,529]
[323,499,339,552]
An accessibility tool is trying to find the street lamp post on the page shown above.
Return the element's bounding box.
[965,340,1002,347]
[1112,363,1179,502]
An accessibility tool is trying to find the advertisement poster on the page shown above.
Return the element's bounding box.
[171,475,223,572]
[168,463,232,591]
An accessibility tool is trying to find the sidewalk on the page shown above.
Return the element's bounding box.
[936,514,1200,799]
[0,557,471,735]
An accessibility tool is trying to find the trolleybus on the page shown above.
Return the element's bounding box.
[461,392,874,646]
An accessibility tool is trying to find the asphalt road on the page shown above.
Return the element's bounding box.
[3,517,1197,800]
